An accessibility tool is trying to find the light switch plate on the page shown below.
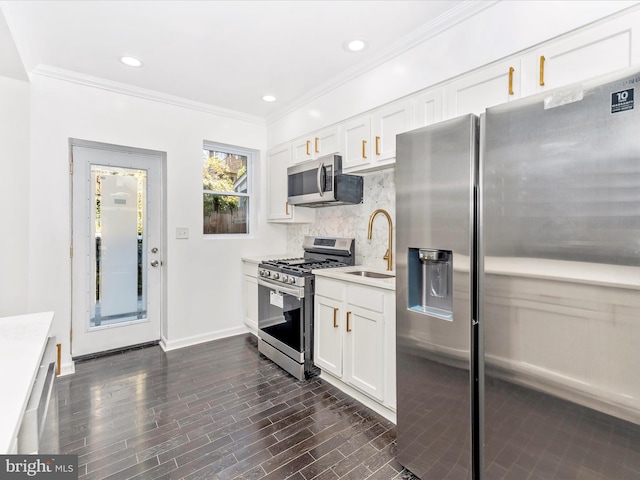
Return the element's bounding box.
[176,227,189,239]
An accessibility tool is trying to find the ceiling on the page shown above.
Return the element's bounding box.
[0,0,472,122]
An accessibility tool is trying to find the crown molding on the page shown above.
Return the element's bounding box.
[265,0,498,124]
[30,65,267,126]
[28,1,496,128]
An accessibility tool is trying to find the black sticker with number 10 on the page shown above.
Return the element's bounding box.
[611,88,634,113]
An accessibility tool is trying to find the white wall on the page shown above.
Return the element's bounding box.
[0,75,30,316]
[27,74,287,371]
[268,1,639,146]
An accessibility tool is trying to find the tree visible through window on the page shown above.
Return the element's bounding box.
[203,144,250,234]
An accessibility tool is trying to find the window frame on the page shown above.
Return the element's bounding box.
[202,141,253,237]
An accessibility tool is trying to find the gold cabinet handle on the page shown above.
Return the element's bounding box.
[508,66,514,95]
[362,140,367,159]
[539,55,545,86]
[346,311,352,332]
[306,140,310,156]
[333,307,339,328]
[285,202,290,215]
[56,343,61,376]
[375,136,381,155]
[315,137,320,153]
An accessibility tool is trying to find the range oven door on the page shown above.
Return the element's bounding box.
[257,278,305,367]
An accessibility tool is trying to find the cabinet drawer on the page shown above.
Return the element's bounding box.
[243,261,258,278]
[316,277,345,301]
[347,285,384,312]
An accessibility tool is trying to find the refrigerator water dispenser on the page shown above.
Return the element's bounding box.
[408,248,452,320]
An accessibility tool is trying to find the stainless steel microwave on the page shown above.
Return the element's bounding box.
[287,154,363,207]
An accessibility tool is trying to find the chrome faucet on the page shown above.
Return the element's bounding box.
[367,209,393,271]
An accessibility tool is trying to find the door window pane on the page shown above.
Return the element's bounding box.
[91,165,147,327]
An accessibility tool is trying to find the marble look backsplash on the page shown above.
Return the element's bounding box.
[287,169,396,269]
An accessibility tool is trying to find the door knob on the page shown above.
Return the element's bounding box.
[151,260,159,267]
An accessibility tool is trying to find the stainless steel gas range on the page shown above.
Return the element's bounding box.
[257,236,355,380]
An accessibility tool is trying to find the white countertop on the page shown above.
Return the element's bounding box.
[0,311,54,454]
[313,265,396,290]
[241,253,290,265]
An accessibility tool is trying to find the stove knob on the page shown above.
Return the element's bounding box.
[272,273,280,280]
[259,270,266,277]
[281,275,288,283]
[288,277,296,284]
[264,270,271,277]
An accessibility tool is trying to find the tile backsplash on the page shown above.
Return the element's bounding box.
[287,169,396,269]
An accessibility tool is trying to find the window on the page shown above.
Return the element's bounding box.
[203,143,251,234]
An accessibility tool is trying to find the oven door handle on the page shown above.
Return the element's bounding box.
[257,278,304,298]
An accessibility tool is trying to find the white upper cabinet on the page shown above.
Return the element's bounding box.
[413,88,445,129]
[445,60,522,118]
[269,7,640,181]
[292,126,341,164]
[342,115,371,171]
[266,144,314,223]
[372,100,413,165]
[521,9,640,95]
[343,100,412,173]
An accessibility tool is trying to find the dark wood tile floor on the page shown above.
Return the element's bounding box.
[51,334,419,480]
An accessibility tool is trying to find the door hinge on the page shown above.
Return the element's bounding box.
[69,159,73,175]
[70,245,73,258]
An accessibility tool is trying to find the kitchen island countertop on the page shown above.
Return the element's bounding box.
[0,311,54,454]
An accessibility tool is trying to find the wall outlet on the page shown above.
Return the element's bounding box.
[176,227,189,239]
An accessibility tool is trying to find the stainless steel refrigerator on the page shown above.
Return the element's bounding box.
[396,67,640,479]
[396,113,479,479]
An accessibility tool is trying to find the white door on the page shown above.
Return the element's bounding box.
[71,141,163,357]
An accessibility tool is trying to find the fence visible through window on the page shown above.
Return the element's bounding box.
[203,145,250,235]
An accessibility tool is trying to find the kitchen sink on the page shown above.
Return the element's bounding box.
[345,270,395,279]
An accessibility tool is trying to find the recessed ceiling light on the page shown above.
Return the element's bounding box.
[262,95,277,102]
[120,56,143,67]
[344,39,368,53]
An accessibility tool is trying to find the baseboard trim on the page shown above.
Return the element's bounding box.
[319,371,396,424]
[72,340,160,363]
[160,325,250,352]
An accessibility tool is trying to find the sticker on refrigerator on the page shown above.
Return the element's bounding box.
[270,291,284,308]
[611,88,634,113]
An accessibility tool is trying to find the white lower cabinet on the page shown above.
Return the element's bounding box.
[242,260,259,333]
[345,303,385,401]
[314,276,396,412]
[314,294,343,377]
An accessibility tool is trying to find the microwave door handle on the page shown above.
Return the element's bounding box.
[317,162,325,197]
